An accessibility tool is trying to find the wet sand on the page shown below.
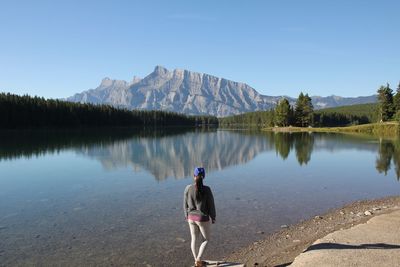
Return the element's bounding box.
[224,196,400,267]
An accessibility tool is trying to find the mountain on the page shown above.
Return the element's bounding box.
[67,66,377,117]
[312,95,377,109]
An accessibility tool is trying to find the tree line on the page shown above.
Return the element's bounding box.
[218,110,275,127]
[377,82,400,122]
[312,103,377,127]
[0,93,218,129]
[220,82,400,128]
[274,92,314,127]
[219,92,315,127]
[3,81,399,129]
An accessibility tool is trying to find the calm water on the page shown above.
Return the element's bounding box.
[0,129,399,266]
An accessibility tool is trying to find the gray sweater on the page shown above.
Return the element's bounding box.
[183,184,216,221]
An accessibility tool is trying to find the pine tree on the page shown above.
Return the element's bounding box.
[274,98,291,126]
[393,81,400,113]
[295,93,305,126]
[295,92,314,127]
[303,93,314,126]
[377,83,394,122]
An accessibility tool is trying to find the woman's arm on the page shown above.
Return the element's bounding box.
[183,185,189,219]
[208,187,216,223]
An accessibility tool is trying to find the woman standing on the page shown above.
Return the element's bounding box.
[183,167,216,267]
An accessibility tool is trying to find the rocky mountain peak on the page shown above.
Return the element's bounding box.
[153,65,170,75]
[173,68,185,77]
[100,77,113,87]
[67,66,378,117]
[130,76,141,85]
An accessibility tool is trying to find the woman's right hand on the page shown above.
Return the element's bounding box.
[212,219,216,224]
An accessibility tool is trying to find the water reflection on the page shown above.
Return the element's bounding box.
[376,139,400,180]
[271,132,314,165]
[269,132,400,179]
[0,128,194,160]
[1,129,399,180]
[79,130,274,180]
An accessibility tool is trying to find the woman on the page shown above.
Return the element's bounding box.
[183,167,216,267]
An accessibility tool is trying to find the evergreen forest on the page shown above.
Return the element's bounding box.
[0,93,218,129]
[2,82,399,130]
[220,83,400,128]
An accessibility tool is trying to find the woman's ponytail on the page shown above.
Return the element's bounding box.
[195,175,204,200]
[193,167,206,201]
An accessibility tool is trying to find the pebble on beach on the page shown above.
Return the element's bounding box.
[364,211,372,216]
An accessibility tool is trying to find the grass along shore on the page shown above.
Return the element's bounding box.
[262,121,399,135]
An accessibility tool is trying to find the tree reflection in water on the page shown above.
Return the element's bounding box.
[269,132,399,180]
[376,139,400,180]
[0,129,399,181]
[272,132,314,165]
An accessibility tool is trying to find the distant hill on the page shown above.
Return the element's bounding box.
[311,95,377,109]
[67,66,378,117]
[313,103,379,126]
[315,103,379,121]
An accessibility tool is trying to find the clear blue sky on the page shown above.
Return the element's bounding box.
[1,0,399,98]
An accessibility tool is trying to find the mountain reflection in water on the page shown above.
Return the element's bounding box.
[1,128,400,266]
[0,129,399,181]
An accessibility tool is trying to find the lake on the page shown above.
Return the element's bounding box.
[0,128,399,266]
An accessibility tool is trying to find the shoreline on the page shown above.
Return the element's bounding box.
[262,122,399,136]
[224,195,400,267]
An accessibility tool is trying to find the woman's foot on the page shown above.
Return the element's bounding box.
[195,260,206,267]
